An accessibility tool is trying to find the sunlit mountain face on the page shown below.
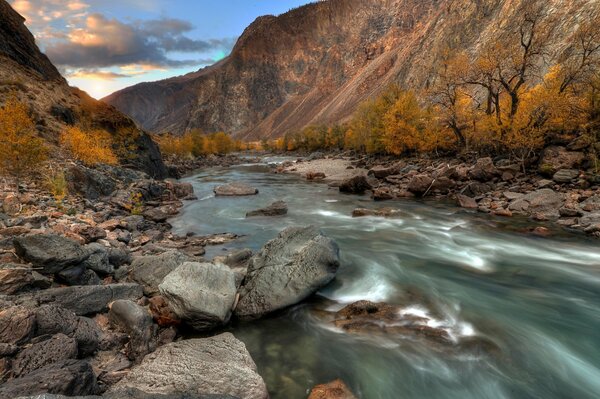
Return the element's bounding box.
[10,0,312,98]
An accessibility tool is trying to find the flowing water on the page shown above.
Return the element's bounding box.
[171,158,600,399]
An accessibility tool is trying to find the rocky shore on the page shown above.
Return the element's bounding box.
[0,160,348,398]
[280,145,600,238]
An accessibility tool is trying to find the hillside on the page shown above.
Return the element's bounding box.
[0,0,166,178]
[103,0,598,139]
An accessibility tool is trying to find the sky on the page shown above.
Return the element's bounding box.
[10,0,313,99]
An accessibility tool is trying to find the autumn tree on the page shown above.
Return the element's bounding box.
[61,126,118,166]
[0,96,48,190]
[382,90,431,155]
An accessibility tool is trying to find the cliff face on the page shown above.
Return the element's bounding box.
[0,0,166,178]
[104,0,598,139]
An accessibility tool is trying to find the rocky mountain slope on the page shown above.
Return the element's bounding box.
[0,0,166,178]
[104,0,598,140]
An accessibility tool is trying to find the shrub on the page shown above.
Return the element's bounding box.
[45,169,68,203]
[60,126,118,166]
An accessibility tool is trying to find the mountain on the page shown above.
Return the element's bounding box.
[103,0,597,140]
[0,0,166,178]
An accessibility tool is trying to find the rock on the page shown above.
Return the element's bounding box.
[12,334,78,377]
[108,247,132,267]
[407,174,434,196]
[468,157,499,182]
[72,317,101,357]
[339,176,371,194]
[351,208,405,218]
[492,209,512,217]
[148,296,181,327]
[246,201,288,217]
[76,225,107,243]
[167,181,195,199]
[0,359,98,397]
[0,306,35,345]
[462,182,493,197]
[109,300,157,361]
[143,207,169,223]
[109,334,268,399]
[159,262,236,330]
[235,226,340,319]
[536,179,554,189]
[368,163,402,179]
[372,187,394,201]
[559,207,582,217]
[503,192,524,201]
[308,379,357,399]
[306,172,326,181]
[581,195,600,212]
[13,234,91,274]
[214,183,258,196]
[130,251,189,296]
[20,284,143,316]
[57,265,101,286]
[431,177,456,194]
[538,146,585,176]
[508,189,565,219]
[553,169,579,183]
[456,194,477,209]
[81,243,113,276]
[65,164,117,200]
[0,264,51,295]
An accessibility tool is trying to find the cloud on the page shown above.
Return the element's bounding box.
[67,69,129,80]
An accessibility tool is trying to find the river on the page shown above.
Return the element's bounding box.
[170,158,600,399]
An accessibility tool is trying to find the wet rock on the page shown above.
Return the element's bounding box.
[339,176,371,194]
[0,359,98,397]
[109,333,268,399]
[159,262,236,330]
[553,169,579,184]
[308,379,357,399]
[13,234,91,274]
[20,283,143,316]
[538,146,585,176]
[12,333,78,377]
[130,251,189,296]
[214,183,258,196]
[0,305,35,345]
[246,201,288,217]
[352,208,405,218]
[407,174,433,196]
[109,300,157,361]
[235,226,340,320]
[456,194,477,209]
[468,157,499,182]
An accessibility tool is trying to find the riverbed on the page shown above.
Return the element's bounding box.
[171,158,600,399]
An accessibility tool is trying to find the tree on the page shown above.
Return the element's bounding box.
[0,96,48,190]
[61,126,118,166]
[382,90,430,155]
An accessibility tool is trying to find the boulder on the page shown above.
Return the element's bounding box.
[143,207,169,223]
[12,333,78,377]
[109,300,157,361]
[13,234,91,274]
[0,359,98,397]
[65,164,117,200]
[159,262,236,330]
[214,183,258,196]
[0,264,51,295]
[81,243,113,276]
[468,157,499,182]
[431,177,456,194]
[538,146,585,176]
[581,195,600,212]
[407,174,434,196]
[456,194,477,209]
[308,379,357,399]
[339,176,371,194]
[130,251,189,296]
[235,226,340,319]
[57,265,100,286]
[246,201,288,217]
[552,169,579,184]
[108,334,268,399]
[0,306,35,345]
[508,189,565,219]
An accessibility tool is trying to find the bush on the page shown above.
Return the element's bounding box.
[60,126,118,166]
[45,169,68,203]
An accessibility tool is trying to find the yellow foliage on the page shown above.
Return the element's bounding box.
[157,130,242,158]
[61,127,118,166]
[0,95,48,187]
[45,169,68,203]
[382,90,433,154]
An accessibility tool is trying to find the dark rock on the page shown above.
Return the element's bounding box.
[538,146,585,176]
[0,359,98,397]
[65,164,116,200]
[108,334,268,399]
[109,300,157,361]
[72,317,101,357]
[108,247,132,267]
[13,234,91,274]
[130,251,189,296]
[468,157,499,182]
[12,333,78,377]
[462,182,493,197]
[407,174,434,196]
[214,183,258,196]
[235,226,340,320]
[339,176,371,194]
[159,262,236,330]
[57,265,100,286]
[81,243,113,276]
[431,177,456,194]
[246,201,288,217]
[0,305,35,345]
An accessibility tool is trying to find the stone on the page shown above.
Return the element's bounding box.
[508,189,565,219]
[492,209,512,217]
[372,187,394,201]
[130,251,189,296]
[109,300,157,361]
[553,169,579,184]
[338,175,371,194]
[246,201,288,217]
[12,334,78,377]
[76,225,107,243]
[214,183,258,196]
[351,208,405,218]
[168,181,195,199]
[81,243,113,275]
[0,359,98,397]
[468,157,499,182]
[159,262,236,330]
[538,146,585,176]
[306,172,326,181]
[503,191,524,201]
[109,334,268,399]
[581,195,600,212]
[2,193,21,216]
[13,234,91,274]
[0,306,35,345]
[456,194,477,209]
[148,296,181,327]
[65,164,117,200]
[20,284,144,316]
[57,265,101,286]
[407,174,434,196]
[368,163,402,179]
[143,207,169,223]
[308,379,357,399]
[108,247,132,267]
[235,226,340,320]
[536,179,554,188]
[431,177,456,194]
[0,264,51,295]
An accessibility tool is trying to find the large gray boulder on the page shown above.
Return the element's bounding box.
[235,226,340,320]
[130,251,189,296]
[508,189,566,219]
[159,262,236,330]
[108,334,268,399]
[214,183,258,196]
[13,234,91,274]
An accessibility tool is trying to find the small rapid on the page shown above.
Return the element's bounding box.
[171,159,600,399]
